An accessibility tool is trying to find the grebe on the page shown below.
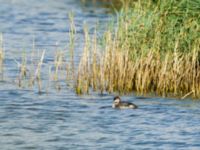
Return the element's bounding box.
[112,96,138,109]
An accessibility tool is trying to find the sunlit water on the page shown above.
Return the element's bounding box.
[1,0,200,149]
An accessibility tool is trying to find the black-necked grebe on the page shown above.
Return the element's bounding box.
[112,96,138,109]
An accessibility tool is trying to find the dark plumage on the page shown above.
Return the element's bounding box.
[112,96,138,109]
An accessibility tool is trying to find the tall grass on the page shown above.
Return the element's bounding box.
[68,12,76,81]
[17,51,28,87]
[76,25,90,94]
[35,50,45,93]
[76,29,200,98]
[76,0,200,98]
[14,49,46,93]
[117,0,200,54]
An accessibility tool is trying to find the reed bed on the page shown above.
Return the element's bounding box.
[13,49,46,93]
[1,0,199,99]
[76,0,200,98]
[76,29,200,98]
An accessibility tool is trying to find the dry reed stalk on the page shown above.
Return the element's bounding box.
[14,51,28,88]
[157,52,170,96]
[53,50,65,81]
[35,50,45,93]
[52,46,71,91]
[76,25,90,94]
[68,12,76,81]
[65,63,71,82]
[91,28,97,90]
[46,65,52,93]
[28,37,36,87]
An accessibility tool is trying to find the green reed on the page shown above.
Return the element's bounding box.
[75,0,200,99]
[68,12,76,80]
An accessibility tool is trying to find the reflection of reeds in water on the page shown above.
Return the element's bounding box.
[76,28,200,98]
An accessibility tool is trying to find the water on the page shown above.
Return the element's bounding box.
[1,0,200,149]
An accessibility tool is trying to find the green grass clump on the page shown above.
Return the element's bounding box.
[117,0,200,55]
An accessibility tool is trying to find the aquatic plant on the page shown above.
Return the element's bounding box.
[13,48,46,94]
[117,0,200,54]
[68,12,76,81]
[75,0,200,98]
[76,29,200,98]
[17,51,28,87]
[35,50,45,94]
[76,25,90,94]
[51,13,76,90]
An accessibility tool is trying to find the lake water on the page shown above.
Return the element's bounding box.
[1,0,200,149]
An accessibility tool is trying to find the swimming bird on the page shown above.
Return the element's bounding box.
[112,96,138,109]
